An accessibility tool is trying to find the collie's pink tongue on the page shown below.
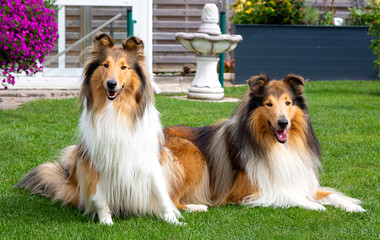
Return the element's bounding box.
[275,129,288,142]
[108,91,116,97]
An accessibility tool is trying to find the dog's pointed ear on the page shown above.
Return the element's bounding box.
[283,74,305,95]
[123,36,144,54]
[248,74,270,92]
[94,32,114,48]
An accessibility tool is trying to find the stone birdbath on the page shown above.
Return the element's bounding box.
[176,3,242,100]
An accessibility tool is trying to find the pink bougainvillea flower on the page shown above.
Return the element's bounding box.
[0,0,58,88]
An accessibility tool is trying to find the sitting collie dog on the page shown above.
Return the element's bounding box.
[164,74,366,212]
[15,33,182,225]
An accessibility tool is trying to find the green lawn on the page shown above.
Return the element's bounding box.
[1,81,379,239]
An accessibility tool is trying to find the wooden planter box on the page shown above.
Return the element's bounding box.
[233,24,378,84]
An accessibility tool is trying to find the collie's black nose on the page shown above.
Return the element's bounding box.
[278,119,288,129]
[107,80,117,90]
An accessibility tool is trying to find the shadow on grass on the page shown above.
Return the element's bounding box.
[7,189,171,225]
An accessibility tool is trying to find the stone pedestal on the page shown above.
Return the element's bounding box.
[175,3,242,100]
[187,56,224,100]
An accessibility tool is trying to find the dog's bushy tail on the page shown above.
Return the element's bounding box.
[14,146,79,207]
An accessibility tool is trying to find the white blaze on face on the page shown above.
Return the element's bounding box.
[264,93,293,144]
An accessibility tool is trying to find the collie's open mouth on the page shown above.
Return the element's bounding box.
[106,85,124,101]
[269,122,288,143]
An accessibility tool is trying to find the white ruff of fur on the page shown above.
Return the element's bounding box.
[243,142,321,209]
[79,102,168,216]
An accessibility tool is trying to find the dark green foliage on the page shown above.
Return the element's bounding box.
[231,0,305,25]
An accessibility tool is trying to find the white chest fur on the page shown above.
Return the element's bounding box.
[79,103,164,215]
[244,143,320,208]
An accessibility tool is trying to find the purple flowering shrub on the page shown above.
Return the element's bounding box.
[0,0,58,89]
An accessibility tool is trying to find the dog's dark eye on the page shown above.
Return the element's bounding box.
[286,101,291,105]
[121,66,127,70]
[103,63,109,68]
[266,103,273,107]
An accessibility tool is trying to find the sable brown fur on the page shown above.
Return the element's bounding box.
[14,145,83,207]
[164,134,207,210]
[164,74,365,212]
[15,33,185,225]
[16,34,151,209]
[164,74,320,205]
[79,33,152,122]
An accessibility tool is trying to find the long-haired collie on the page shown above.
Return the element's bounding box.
[164,74,366,212]
[15,33,181,225]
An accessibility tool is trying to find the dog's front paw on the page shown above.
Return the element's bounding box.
[344,204,366,213]
[324,193,366,213]
[99,214,114,225]
[163,213,185,226]
[185,204,208,212]
[302,202,326,211]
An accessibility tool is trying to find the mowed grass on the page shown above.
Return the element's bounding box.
[0,81,379,239]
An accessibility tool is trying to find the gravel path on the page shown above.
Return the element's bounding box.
[0,90,80,110]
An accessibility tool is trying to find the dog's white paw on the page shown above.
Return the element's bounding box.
[99,215,114,225]
[303,202,326,211]
[344,204,366,213]
[163,212,185,226]
[324,193,366,212]
[185,204,208,212]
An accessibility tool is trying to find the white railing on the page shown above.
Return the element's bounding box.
[44,13,122,67]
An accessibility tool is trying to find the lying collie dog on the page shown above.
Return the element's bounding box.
[165,74,366,212]
[15,33,181,225]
